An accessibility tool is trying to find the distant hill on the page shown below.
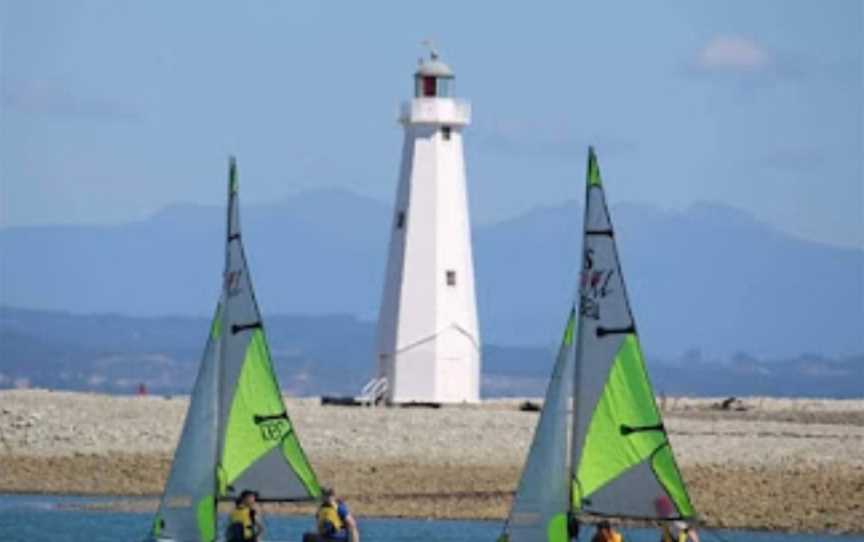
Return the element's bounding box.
[1,189,862,359]
[0,306,375,397]
[1,306,861,398]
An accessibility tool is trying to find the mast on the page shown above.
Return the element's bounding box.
[212,156,238,533]
[216,156,238,468]
[568,147,597,512]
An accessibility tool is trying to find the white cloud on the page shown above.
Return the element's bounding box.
[695,36,772,73]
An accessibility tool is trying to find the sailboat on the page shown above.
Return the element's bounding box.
[148,158,322,542]
[499,148,695,541]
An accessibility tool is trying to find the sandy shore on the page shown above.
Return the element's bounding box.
[1,390,862,533]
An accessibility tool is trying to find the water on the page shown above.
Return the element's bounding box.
[1,494,861,542]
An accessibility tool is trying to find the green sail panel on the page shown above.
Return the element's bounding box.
[221,329,295,483]
[570,147,694,520]
[221,329,320,498]
[574,335,693,517]
[215,158,320,502]
[501,308,577,542]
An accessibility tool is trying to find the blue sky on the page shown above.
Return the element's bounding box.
[1,1,861,247]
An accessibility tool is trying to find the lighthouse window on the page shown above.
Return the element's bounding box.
[396,211,406,229]
[446,270,457,286]
[422,76,436,97]
[438,78,451,97]
[441,126,451,140]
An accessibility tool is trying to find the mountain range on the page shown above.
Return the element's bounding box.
[1,306,861,398]
[1,189,862,360]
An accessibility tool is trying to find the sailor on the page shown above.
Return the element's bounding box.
[315,487,360,542]
[226,489,264,542]
[660,521,700,542]
[591,520,623,542]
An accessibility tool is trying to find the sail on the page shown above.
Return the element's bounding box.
[215,157,321,502]
[151,303,222,541]
[501,308,577,542]
[151,158,321,541]
[569,148,694,520]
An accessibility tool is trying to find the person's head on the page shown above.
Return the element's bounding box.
[654,495,675,518]
[321,486,336,505]
[597,520,612,533]
[236,489,258,507]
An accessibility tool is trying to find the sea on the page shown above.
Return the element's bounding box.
[1,494,861,542]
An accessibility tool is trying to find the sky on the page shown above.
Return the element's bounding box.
[1,1,862,248]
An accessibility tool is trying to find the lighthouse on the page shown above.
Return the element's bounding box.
[374,49,481,404]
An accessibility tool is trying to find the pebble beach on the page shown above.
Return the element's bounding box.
[1,390,862,533]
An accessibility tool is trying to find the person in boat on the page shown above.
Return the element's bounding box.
[313,487,360,542]
[660,521,700,542]
[226,489,264,542]
[591,520,623,542]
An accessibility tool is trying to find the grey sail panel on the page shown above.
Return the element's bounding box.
[228,445,311,501]
[152,304,221,541]
[581,459,679,518]
[502,308,576,542]
[569,148,695,520]
[215,158,321,503]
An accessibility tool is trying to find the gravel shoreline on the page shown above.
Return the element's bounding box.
[1,390,862,533]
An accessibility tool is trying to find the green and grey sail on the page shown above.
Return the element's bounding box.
[500,147,694,542]
[151,158,321,542]
[570,147,692,520]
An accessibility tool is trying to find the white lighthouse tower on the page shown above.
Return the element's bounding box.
[374,48,481,404]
